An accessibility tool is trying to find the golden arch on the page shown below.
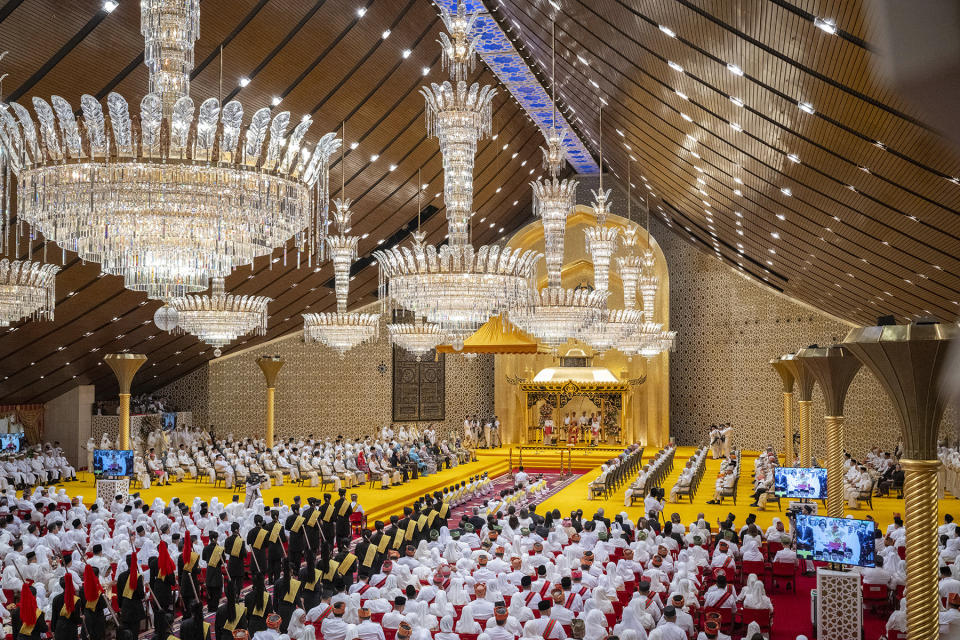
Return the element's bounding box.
[494,205,671,447]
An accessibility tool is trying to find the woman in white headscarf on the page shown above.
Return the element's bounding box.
[430,590,455,619]
[436,615,459,640]
[414,600,439,631]
[583,609,608,640]
[455,603,482,633]
[443,541,461,565]
[288,608,317,640]
[381,575,401,603]
[496,572,518,598]
[743,621,764,640]
[743,580,773,612]
[447,576,470,605]
[738,573,758,603]
[583,585,615,615]
[414,540,432,564]
[344,593,362,624]
[613,600,650,640]
[886,597,907,634]
[507,592,534,624]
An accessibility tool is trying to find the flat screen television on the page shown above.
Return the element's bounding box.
[162,412,176,430]
[795,514,876,567]
[774,467,828,499]
[93,449,134,478]
[0,433,24,453]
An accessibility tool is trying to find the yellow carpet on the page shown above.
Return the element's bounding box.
[45,445,953,532]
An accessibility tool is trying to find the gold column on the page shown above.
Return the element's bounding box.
[824,415,844,517]
[780,354,816,467]
[901,458,940,640]
[799,345,862,518]
[797,400,812,467]
[257,356,284,449]
[104,354,147,450]
[771,357,795,465]
[844,322,958,640]
[783,393,794,463]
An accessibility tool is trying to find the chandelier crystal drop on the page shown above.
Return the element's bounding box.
[387,320,447,361]
[541,126,566,177]
[437,0,478,84]
[532,177,578,286]
[0,0,341,300]
[375,2,541,342]
[0,259,58,327]
[167,277,271,357]
[302,198,379,356]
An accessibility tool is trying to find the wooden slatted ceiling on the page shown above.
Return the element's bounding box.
[0,0,553,403]
[486,0,960,326]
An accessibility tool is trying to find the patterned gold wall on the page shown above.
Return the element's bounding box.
[159,318,494,442]
[653,216,958,458]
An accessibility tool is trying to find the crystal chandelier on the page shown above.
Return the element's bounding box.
[167,277,271,357]
[507,19,607,348]
[375,1,541,344]
[302,169,379,357]
[388,320,447,361]
[0,259,58,327]
[0,0,340,300]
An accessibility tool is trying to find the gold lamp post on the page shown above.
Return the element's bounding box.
[779,353,817,467]
[844,322,958,640]
[104,354,148,450]
[257,355,285,448]
[798,345,862,518]
[770,356,795,466]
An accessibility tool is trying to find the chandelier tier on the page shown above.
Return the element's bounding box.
[0,259,58,327]
[510,286,608,347]
[0,0,341,300]
[387,320,447,361]
[375,1,541,344]
[167,277,271,357]
[303,189,379,356]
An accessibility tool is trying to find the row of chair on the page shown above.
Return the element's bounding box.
[674,445,709,503]
[589,446,645,500]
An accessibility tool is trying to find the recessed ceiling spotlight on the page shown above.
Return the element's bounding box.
[798,101,815,115]
[668,61,684,73]
[787,153,800,163]
[814,17,837,35]
[659,25,676,38]
[681,113,693,122]
[729,122,742,132]
[239,77,250,87]
[729,96,744,107]
[780,187,792,196]
[271,96,282,106]
[402,49,411,59]
[727,63,744,76]
[771,232,780,239]
[356,7,366,17]
[776,214,786,221]
[577,54,589,65]
[422,66,430,76]
[675,90,688,100]
[103,0,119,12]
[350,142,359,149]
[370,154,379,162]
[389,164,397,171]
[381,29,391,39]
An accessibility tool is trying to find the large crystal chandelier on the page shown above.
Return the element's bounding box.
[374,1,541,345]
[167,277,271,357]
[302,181,379,356]
[0,259,58,327]
[388,319,447,361]
[0,0,340,300]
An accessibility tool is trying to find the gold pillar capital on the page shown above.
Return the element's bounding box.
[104,354,148,393]
[779,353,817,402]
[843,323,958,460]
[770,357,795,393]
[798,345,862,416]
[257,355,285,388]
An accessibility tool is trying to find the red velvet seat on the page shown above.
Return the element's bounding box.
[739,608,771,634]
[771,561,796,591]
[701,606,734,634]
[740,560,766,586]
[863,583,890,614]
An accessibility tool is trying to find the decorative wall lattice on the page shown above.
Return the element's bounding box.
[653,216,958,458]
[158,318,494,442]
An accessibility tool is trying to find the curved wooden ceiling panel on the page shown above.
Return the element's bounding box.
[486,0,960,326]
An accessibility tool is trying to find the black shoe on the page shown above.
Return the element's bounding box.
[749,502,759,508]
